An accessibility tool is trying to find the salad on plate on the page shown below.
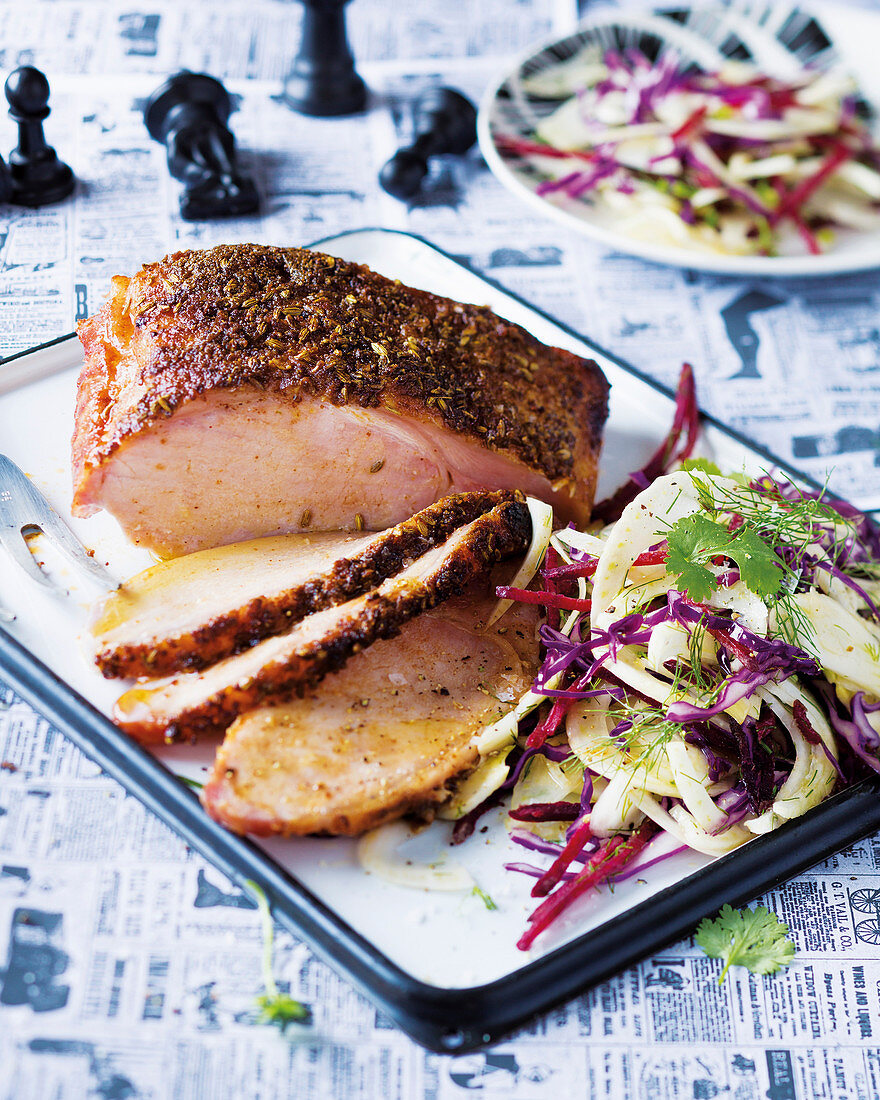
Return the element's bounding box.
[499,47,880,256]
[445,367,880,950]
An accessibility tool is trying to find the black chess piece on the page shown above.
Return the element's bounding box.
[379,88,477,201]
[281,0,367,117]
[144,71,259,221]
[4,66,75,207]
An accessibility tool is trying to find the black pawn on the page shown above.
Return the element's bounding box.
[144,71,259,221]
[282,0,367,117]
[5,67,75,208]
[379,88,477,201]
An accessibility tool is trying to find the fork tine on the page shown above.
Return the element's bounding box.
[0,454,117,591]
[0,524,57,590]
[32,506,118,589]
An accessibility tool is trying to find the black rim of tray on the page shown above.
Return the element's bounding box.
[2,227,879,1054]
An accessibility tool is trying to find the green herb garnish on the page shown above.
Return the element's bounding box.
[665,512,783,603]
[247,880,313,1033]
[472,885,498,911]
[695,903,795,983]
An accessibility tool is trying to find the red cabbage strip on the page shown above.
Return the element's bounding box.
[810,560,880,623]
[609,842,689,883]
[506,863,578,884]
[503,742,571,791]
[820,687,880,774]
[517,821,656,951]
[495,585,592,613]
[510,828,591,861]
[509,801,581,823]
[530,817,594,898]
[592,363,699,524]
[450,788,507,845]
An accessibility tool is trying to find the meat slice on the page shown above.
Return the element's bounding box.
[201,596,540,836]
[72,244,608,556]
[113,497,530,743]
[92,490,520,678]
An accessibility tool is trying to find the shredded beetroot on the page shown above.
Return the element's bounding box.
[592,363,699,524]
[509,801,581,823]
[792,699,821,745]
[526,670,594,748]
[530,817,594,899]
[496,586,592,612]
[517,821,656,951]
[632,548,668,567]
[774,139,851,222]
[671,104,707,144]
[542,544,561,630]
[542,559,599,580]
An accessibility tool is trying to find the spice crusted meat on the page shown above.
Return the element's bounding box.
[201,595,540,837]
[72,244,609,556]
[113,496,531,743]
[92,490,521,679]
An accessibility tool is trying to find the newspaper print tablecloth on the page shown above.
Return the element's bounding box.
[2,1,880,1097]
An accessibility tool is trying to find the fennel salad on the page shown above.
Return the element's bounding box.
[445,368,880,951]
[500,46,880,257]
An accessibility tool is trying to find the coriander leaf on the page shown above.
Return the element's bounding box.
[725,526,783,600]
[256,992,313,1032]
[247,880,313,1033]
[665,513,728,601]
[665,513,784,603]
[695,903,795,983]
[680,458,722,476]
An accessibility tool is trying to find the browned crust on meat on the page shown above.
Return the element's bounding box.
[114,499,531,743]
[73,244,609,505]
[96,489,523,678]
[202,748,480,838]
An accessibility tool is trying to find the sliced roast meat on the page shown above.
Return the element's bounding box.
[113,497,530,743]
[201,596,540,836]
[92,490,521,678]
[72,244,608,555]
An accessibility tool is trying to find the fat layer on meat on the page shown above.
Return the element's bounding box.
[113,497,530,743]
[92,490,521,678]
[201,595,540,836]
[72,245,608,555]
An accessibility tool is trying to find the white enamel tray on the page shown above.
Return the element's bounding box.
[1,228,877,1051]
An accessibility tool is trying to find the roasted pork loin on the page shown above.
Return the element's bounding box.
[73,244,608,556]
[114,496,530,743]
[201,595,540,836]
[92,490,521,678]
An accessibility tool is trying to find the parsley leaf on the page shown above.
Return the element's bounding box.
[695,903,796,983]
[665,513,783,602]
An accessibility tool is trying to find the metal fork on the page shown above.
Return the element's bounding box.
[0,453,117,595]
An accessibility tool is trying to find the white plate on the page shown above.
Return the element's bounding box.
[478,3,880,277]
